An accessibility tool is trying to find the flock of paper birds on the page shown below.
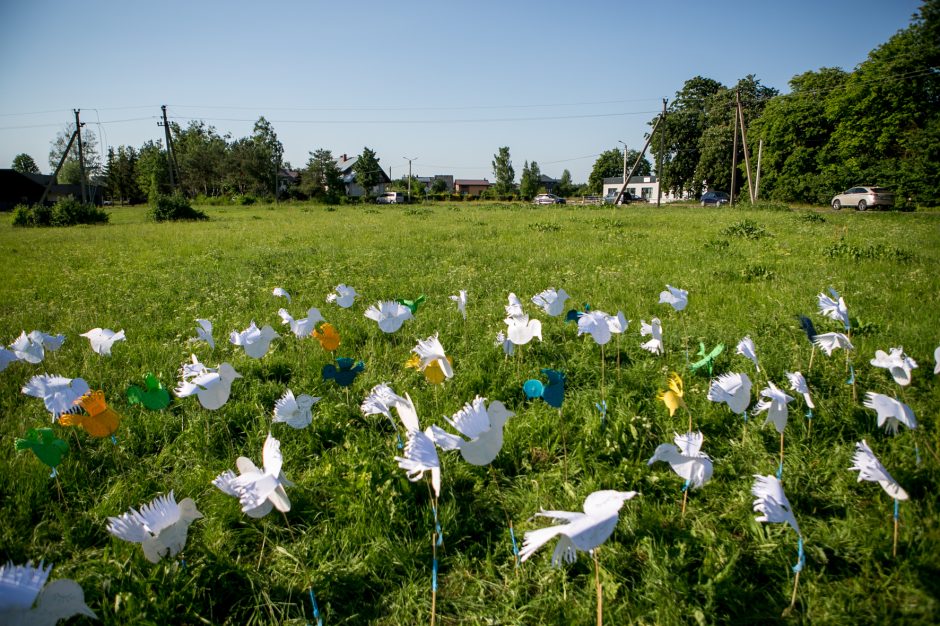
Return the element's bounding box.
[2,281,937,623]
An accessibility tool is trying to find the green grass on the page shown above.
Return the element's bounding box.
[1,201,939,624]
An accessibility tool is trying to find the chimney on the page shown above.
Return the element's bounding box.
[341,154,347,162]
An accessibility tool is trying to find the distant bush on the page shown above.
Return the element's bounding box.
[231,194,258,206]
[193,194,232,206]
[148,194,208,222]
[12,197,109,227]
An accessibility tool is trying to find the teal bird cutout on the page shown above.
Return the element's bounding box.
[15,428,69,476]
[322,357,365,387]
[126,373,171,410]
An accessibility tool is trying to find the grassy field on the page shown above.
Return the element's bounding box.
[1,201,939,625]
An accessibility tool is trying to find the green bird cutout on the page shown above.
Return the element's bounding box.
[690,342,724,376]
[15,428,69,476]
[396,294,426,315]
[127,373,171,410]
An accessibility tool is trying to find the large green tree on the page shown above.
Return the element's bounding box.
[519,160,541,199]
[556,169,574,197]
[172,120,229,197]
[354,147,382,199]
[136,140,171,200]
[12,153,40,174]
[587,148,651,193]
[492,146,515,196]
[105,146,143,204]
[301,148,344,202]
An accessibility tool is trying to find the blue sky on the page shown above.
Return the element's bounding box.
[0,0,923,183]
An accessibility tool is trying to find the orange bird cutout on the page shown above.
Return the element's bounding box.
[61,391,122,437]
[313,322,341,352]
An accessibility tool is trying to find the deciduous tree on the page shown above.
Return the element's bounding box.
[492,146,515,196]
[354,147,382,199]
[12,153,40,174]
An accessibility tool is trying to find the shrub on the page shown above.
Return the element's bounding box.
[11,197,108,227]
[720,219,770,240]
[231,194,257,206]
[148,194,208,222]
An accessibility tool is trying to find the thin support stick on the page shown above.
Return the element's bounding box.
[593,550,603,626]
[559,408,569,483]
[808,345,815,372]
[431,531,438,626]
[681,488,688,517]
[616,335,621,383]
[684,405,693,434]
[600,345,605,401]
[893,498,900,558]
[257,528,266,570]
[787,571,801,615]
[779,432,785,478]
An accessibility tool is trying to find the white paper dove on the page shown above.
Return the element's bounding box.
[606,311,629,335]
[753,382,795,434]
[429,396,514,466]
[736,336,760,373]
[640,318,663,354]
[192,319,215,349]
[577,310,613,345]
[849,440,908,500]
[0,561,97,626]
[707,372,752,416]
[450,290,468,319]
[519,490,638,567]
[0,348,17,372]
[863,392,917,434]
[934,345,940,375]
[817,288,849,331]
[361,382,408,430]
[174,355,242,410]
[648,431,713,489]
[495,331,514,356]
[326,283,358,308]
[871,347,918,386]
[106,491,203,563]
[531,288,570,317]
[391,393,441,498]
[272,287,291,303]
[364,301,413,333]
[21,374,89,419]
[505,292,525,320]
[278,307,324,339]
[785,371,815,409]
[9,331,65,364]
[412,333,454,380]
[213,433,294,518]
[273,389,321,429]
[80,328,125,356]
[813,332,854,356]
[752,474,801,537]
[659,285,688,312]
[505,314,542,346]
[229,322,279,358]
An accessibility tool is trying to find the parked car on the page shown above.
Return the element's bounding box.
[533,194,565,205]
[376,191,405,204]
[603,190,643,204]
[701,191,730,207]
[830,186,893,211]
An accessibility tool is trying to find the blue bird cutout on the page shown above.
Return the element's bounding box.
[565,303,591,323]
[797,315,817,344]
[523,368,566,408]
[322,357,365,387]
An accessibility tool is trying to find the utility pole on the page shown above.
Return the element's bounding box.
[74,109,87,204]
[159,105,176,190]
[730,92,739,206]
[657,98,666,208]
[618,141,628,187]
[736,91,755,204]
[403,156,417,202]
[40,118,80,206]
[614,112,664,206]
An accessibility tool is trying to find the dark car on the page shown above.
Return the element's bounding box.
[701,191,730,207]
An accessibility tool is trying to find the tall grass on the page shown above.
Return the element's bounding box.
[1,202,938,624]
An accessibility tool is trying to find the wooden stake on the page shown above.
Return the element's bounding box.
[808,345,815,372]
[893,499,900,558]
[593,549,603,626]
[681,488,688,517]
[785,570,801,616]
[779,432,785,478]
[600,345,606,400]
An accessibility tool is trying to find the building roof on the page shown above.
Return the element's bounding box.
[454,179,491,186]
[603,175,658,185]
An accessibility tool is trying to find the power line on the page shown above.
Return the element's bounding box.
[166,110,661,126]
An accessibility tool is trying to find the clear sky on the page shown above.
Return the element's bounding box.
[0,0,923,184]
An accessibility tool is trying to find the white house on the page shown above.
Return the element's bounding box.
[335,153,391,197]
[602,175,691,203]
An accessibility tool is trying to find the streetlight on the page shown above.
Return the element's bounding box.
[403,156,418,202]
[617,140,628,205]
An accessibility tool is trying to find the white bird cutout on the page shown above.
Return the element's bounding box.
[277,307,324,339]
[578,310,613,345]
[450,290,468,319]
[648,431,713,489]
[934,345,940,375]
[505,292,525,320]
[785,372,815,409]
[174,355,242,410]
[80,328,125,356]
[640,318,663,354]
[412,333,454,379]
[813,331,854,356]
[519,490,638,567]
[863,392,917,434]
[273,389,321,429]
[229,322,279,358]
[429,396,514,466]
[753,382,795,434]
[9,331,65,364]
[495,331,514,356]
[659,285,689,312]
[849,440,908,500]
[531,288,570,317]
[870,347,918,387]
[817,288,849,331]
[326,284,358,308]
[107,491,203,563]
[752,474,801,537]
[364,301,413,333]
[21,374,90,419]
[606,311,629,335]
[736,336,760,373]
[505,315,542,346]
[272,287,291,303]
[192,319,215,349]
[707,372,752,416]
[0,561,97,626]
[361,382,408,430]
[213,433,293,518]
[391,393,441,498]
[0,348,17,372]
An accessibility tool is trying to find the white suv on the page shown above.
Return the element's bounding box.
[831,186,893,211]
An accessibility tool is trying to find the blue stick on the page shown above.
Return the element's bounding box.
[792,537,805,573]
[509,522,519,566]
[776,461,784,480]
[308,588,323,626]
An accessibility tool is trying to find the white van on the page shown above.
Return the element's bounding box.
[376,191,405,204]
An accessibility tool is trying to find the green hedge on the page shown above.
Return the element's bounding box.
[11,197,110,227]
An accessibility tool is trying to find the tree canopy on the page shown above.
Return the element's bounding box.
[354,147,382,199]
[492,147,515,196]
[587,148,651,193]
[12,153,40,174]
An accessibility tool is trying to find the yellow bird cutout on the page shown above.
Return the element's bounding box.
[406,354,453,385]
[658,372,687,417]
[61,390,121,437]
[313,322,341,352]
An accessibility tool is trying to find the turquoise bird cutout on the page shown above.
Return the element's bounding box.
[690,342,724,376]
[565,303,591,323]
[322,357,365,387]
[523,368,566,408]
[126,373,171,410]
[15,427,69,477]
[396,295,427,314]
